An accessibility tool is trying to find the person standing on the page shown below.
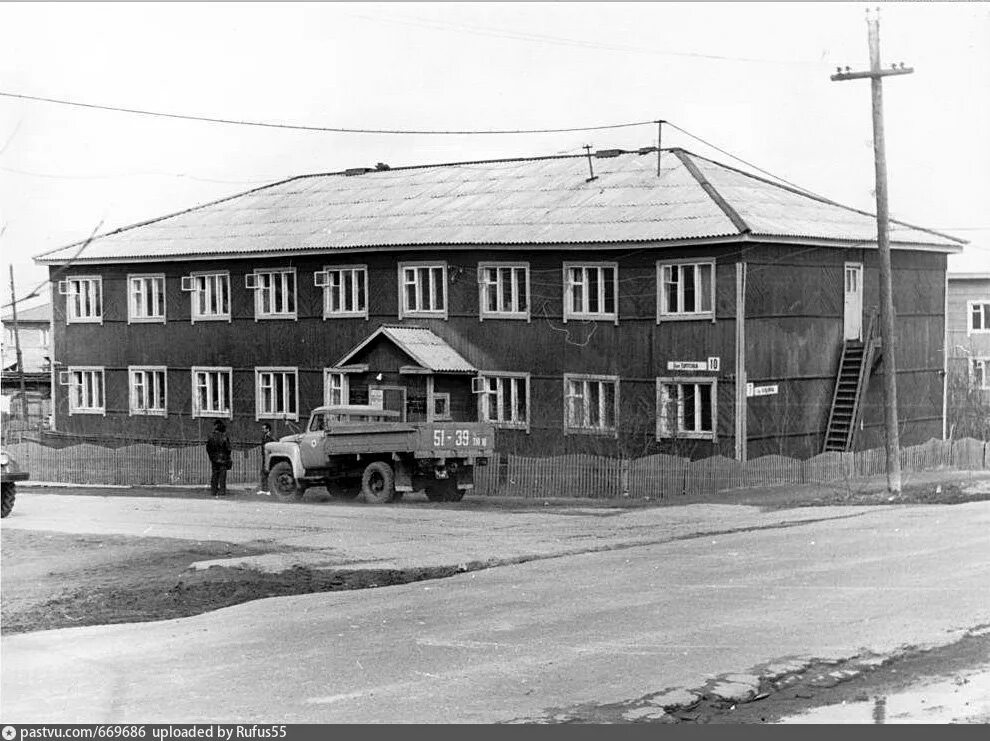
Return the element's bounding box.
[206,419,232,497]
[258,422,274,495]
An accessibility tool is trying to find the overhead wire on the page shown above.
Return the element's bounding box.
[0,91,656,136]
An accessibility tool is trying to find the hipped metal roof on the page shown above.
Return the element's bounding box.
[35,148,965,264]
[335,325,476,374]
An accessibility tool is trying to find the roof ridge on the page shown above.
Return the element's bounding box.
[675,148,966,246]
[672,149,749,235]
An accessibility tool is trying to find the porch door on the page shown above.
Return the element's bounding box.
[844,262,863,341]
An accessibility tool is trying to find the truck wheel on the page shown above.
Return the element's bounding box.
[269,462,304,501]
[361,461,395,504]
[1,483,14,518]
[425,477,457,502]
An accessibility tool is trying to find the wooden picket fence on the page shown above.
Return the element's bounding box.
[5,436,989,499]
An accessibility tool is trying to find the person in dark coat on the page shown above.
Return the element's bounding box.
[258,422,275,495]
[206,419,232,497]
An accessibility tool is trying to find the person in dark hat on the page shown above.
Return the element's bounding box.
[205,419,232,497]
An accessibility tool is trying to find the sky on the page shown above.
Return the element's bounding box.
[1,1,988,313]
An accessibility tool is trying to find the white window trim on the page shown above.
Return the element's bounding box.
[656,376,718,441]
[562,262,619,324]
[249,268,298,321]
[187,271,231,324]
[970,357,990,390]
[62,275,104,325]
[478,262,531,322]
[65,366,106,416]
[656,259,717,323]
[127,273,167,324]
[255,366,299,421]
[562,373,619,437]
[322,368,355,406]
[319,264,369,320]
[128,365,168,417]
[191,366,233,419]
[967,300,990,335]
[398,261,448,319]
[431,392,452,421]
[476,371,531,432]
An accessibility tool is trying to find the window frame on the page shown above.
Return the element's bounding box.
[478,262,531,321]
[317,264,369,320]
[248,268,298,321]
[322,369,353,407]
[431,392,452,421]
[61,276,103,325]
[562,262,618,324]
[656,376,718,441]
[64,366,106,416]
[562,373,619,437]
[127,273,167,324]
[255,366,299,421]
[656,259,716,323]
[190,366,233,419]
[186,271,231,324]
[476,372,531,432]
[398,261,448,319]
[128,365,168,416]
[968,301,990,335]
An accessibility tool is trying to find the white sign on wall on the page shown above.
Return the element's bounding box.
[746,383,779,398]
[369,389,384,409]
[667,357,720,372]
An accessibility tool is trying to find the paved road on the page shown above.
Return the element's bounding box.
[2,496,989,722]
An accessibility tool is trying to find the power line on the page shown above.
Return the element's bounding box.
[342,9,829,66]
[0,164,277,185]
[0,91,656,136]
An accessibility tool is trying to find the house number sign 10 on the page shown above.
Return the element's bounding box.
[667,357,720,372]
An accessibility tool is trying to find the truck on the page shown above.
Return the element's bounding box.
[263,405,495,504]
[1,449,30,518]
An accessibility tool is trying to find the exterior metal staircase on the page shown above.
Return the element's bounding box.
[823,312,880,453]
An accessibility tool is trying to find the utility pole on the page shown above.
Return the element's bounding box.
[831,8,912,495]
[7,265,28,419]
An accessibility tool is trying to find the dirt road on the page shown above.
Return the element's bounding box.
[3,475,990,723]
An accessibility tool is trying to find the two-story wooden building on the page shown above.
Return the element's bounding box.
[36,148,964,458]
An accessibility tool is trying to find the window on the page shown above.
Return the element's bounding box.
[191,367,232,418]
[183,272,230,322]
[476,373,529,431]
[129,366,167,416]
[971,358,990,390]
[657,261,715,321]
[657,378,716,440]
[61,367,105,415]
[256,367,298,420]
[59,276,102,324]
[317,266,367,319]
[563,263,617,322]
[479,263,529,320]
[399,263,447,318]
[969,301,990,334]
[128,274,166,323]
[432,393,451,421]
[563,374,618,435]
[323,370,350,406]
[249,269,297,319]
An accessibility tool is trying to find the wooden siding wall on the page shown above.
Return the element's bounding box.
[947,277,990,369]
[50,243,947,457]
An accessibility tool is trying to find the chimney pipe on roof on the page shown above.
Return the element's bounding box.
[582,145,597,182]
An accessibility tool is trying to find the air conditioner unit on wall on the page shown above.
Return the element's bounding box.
[58,371,71,385]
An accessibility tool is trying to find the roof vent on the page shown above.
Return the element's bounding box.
[594,149,623,159]
[375,162,391,171]
[344,167,375,176]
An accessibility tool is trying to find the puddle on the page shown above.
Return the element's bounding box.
[777,668,990,723]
